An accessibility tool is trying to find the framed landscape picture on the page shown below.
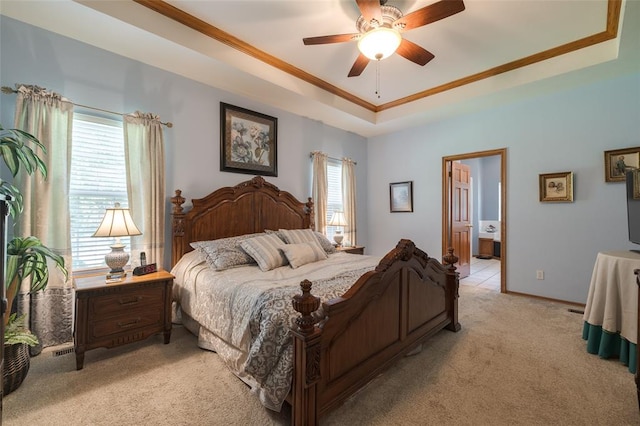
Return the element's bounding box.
[604,146,640,182]
[539,171,573,202]
[220,102,277,176]
[390,181,413,212]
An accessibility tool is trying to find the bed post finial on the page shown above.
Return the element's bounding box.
[443,247,461,332]
[171,190,185,214]
[292,280,320,334]
[306,198,314,230]
[171,190,187,268]
[443,247,458,271]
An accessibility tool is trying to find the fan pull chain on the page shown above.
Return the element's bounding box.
[375,59,381,99]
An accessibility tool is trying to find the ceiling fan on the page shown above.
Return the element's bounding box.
[303,0,465,77]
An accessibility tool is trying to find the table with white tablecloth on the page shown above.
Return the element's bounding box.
[583,250,640,373]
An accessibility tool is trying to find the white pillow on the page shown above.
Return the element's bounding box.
[280,243,327,269]
[240,233,288,271]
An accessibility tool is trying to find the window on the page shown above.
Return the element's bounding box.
[69,114,130,271]
[326,158,343,240]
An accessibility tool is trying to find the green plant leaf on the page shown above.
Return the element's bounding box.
[4,314,39,346]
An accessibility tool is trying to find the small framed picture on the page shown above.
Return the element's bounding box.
[390,181,413,212]
[604,146,640,182]
[539,172,573,202]
[632,169,640,200]
[220,102,278,177]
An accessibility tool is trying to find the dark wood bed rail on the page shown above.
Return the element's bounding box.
[291,240,460,425]
[170,177,461,425]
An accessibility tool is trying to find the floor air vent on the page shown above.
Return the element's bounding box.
[52,346,74,357]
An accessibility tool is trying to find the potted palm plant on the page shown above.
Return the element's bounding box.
[0,124,67,395]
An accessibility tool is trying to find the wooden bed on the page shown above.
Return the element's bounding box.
[170,176,461,425]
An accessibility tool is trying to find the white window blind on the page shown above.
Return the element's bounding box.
[70,114,130,271]
[326,158,343,239]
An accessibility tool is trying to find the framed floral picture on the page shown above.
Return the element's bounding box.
[220,102,277,176]
[390,181,413,212]
[539,171,573,202]
[604,146,640,182]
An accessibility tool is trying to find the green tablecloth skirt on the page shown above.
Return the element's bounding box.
[582,321,636,374]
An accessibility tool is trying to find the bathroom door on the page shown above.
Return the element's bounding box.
[450,162,471,278]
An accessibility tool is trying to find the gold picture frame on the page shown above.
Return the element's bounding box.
[604,146,640,182]
[632,169,640,200]
[539,171,573,202]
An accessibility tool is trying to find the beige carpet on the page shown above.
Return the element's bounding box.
[3,284,638,425]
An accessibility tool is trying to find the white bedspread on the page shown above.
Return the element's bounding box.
[171,250,380,410]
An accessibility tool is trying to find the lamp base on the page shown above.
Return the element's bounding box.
[333,233,344,248]
[105,244,129,274]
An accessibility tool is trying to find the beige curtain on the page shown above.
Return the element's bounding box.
[342,158,357,246]
[311,151,328,233]
[123,112,166,269]
[13,84,74,353]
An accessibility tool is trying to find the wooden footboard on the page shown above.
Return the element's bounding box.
[291,239,460,425]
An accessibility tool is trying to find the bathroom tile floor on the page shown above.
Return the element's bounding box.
[460,257,501,292]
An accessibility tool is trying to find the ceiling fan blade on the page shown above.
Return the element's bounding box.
[355,0,383,26]
[303,33,360,45]
[396,39,435,66]
[394,0,465,32]
[348,53,370,77]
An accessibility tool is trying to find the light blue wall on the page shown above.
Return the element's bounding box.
[367,69,640,305]
[2,4,639,304]
[0,16,369,269]
[479,156,500,221]
[366,1,639,304]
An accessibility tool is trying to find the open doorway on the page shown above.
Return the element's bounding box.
[442,148,506,293]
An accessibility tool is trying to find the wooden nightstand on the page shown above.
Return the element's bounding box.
[336,245,365,255]
[73,270,174,370]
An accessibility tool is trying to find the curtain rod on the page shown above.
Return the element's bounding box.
[309,152,357,165]
[1,86,173,128]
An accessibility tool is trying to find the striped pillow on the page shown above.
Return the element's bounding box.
[240,233,288,271]
[280,243,327,269]
[279,228,326,253]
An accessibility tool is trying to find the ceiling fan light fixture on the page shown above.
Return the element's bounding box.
[357,27,401,61]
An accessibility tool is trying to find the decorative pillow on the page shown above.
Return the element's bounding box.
[190,233,264,271]
[314,231,337,254]
[280,243,327,269]
[278,228,326,253]
[264,229,286,242]
[240,233,288,271]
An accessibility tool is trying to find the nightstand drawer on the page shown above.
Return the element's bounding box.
[90,286,164,316]
[90,308,164,339]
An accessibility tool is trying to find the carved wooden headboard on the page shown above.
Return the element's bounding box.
[170,176,314,267]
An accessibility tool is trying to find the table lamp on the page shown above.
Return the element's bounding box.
[328,211,348,247]
[92,202,142,274]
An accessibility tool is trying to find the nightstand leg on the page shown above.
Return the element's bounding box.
[164,330,171,344]
[75,350,85,370]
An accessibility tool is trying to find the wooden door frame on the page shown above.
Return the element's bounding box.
[442,148,507,293]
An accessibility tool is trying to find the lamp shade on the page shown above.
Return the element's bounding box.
[92,203,142,274]
[92,203,142,238]
[357,27,402,61]
[328,211,348,227]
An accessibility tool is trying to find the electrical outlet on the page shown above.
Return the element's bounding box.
[536,270,544,280]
